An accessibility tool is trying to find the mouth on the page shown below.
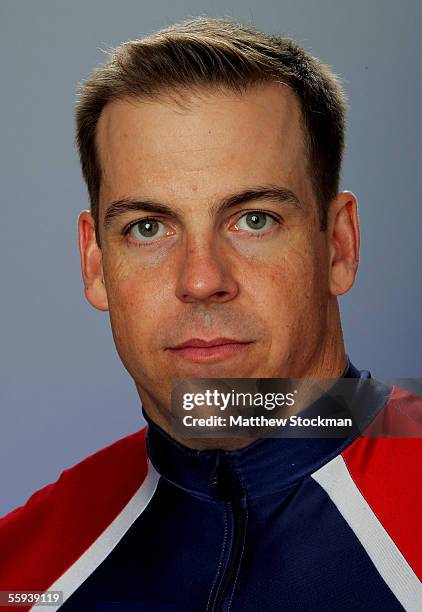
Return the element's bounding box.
[167,337,254,363]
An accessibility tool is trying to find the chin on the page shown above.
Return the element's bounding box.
[173,363,253,379]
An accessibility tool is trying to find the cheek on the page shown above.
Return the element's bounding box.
[108,274,166,327]
[105,244,170,305]
[247,241,325,329]
[106,274,166,383]
[105,257,168,350]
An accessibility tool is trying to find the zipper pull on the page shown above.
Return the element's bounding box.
[211,454,242,501]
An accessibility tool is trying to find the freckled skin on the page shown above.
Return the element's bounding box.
[78,83,360,449]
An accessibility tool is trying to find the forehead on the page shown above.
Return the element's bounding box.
[96,83,311,211]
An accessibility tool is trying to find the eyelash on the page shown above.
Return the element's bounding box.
[123,210,282,247]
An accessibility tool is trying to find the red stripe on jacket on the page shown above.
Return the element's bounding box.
[342,387,422,580]
[0,427,149,609]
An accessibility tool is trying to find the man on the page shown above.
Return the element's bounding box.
[1,17,421,612]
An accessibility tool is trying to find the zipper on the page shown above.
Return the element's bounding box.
[207,456,246,612]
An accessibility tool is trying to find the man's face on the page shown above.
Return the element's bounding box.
[90,83,336,417]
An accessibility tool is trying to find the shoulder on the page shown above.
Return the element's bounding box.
[341,385,422,578]
[361,384,422,437]
[0,427,149,592]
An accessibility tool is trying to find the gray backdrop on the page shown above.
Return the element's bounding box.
[1,0,421,517]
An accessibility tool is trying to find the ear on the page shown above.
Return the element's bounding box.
[78,211,109,311]
[327,191,360,296]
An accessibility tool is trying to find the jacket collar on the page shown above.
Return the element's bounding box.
[144,360,385,501]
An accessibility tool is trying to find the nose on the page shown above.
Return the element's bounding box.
[175,238,239,304]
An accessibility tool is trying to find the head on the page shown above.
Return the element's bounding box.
[76,17,359,442]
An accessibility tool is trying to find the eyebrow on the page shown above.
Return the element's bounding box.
[103,185,302,229]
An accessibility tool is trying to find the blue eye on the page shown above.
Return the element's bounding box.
[128,219,166,241]
[236,211,277,232]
